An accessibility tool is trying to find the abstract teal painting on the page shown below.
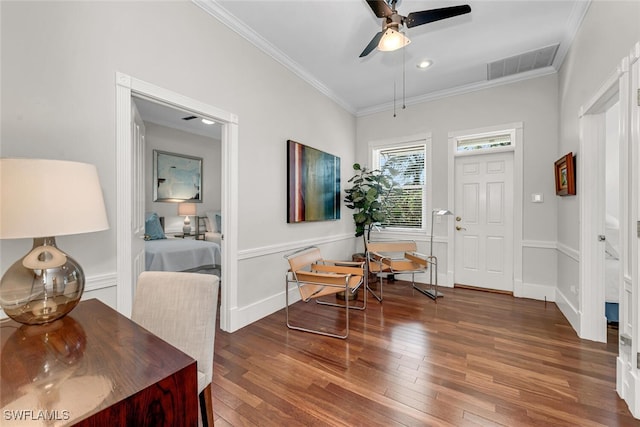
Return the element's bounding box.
[287,140,340,223]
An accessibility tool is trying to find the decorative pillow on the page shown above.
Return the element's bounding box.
[206,210,220,233]
[145,212,166,240]
[214,212,222,233]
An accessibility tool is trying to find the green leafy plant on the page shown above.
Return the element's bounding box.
[344,163,397,245]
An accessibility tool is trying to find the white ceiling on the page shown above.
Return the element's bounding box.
[195,0,590,115]
[134,96,223,140]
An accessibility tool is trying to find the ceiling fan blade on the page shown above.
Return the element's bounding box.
[359,31,384,57]
[366,0,394,18]
[405,5,471,28]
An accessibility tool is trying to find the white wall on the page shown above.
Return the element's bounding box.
[144,122,221,233]
[557,0,640,314]
[0,1,357,322]
[357,74,559,293]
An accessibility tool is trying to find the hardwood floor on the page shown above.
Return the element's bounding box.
[212,281,635,426]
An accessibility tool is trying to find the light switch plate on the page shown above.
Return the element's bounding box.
[531,193,543,203]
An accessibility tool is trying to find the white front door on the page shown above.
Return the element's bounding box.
[131,100,146,296]
[454,151,514,292]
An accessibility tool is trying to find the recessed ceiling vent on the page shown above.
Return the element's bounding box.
[487,44,559,80]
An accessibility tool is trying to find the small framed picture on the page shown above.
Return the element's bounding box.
[555,152,576,196]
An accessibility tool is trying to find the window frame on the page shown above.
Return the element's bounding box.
[453,128,517,157]
[368,133,432,233]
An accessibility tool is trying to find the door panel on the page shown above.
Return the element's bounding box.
[455,151,514,291]
[487,182,504,224]
[463,183,479,222]
[463,236,479,270]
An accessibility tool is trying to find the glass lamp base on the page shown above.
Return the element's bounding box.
[0,237,85,325]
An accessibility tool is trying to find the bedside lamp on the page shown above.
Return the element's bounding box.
[0,159,109,325]
[178,202,196,235]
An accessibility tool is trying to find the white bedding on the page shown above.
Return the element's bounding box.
[145,238,221,272]
[605,255,620,303]
[605,220,620,304]
[204,231,222,245]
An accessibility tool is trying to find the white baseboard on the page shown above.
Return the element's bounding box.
[514,280,557,302]
[229,287,302,332]
[555,287,580,333]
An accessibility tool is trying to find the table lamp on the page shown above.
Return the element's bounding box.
[178,202,196,234]
[0,158,109,325]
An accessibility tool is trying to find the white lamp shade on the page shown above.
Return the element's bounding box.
[178,202,197,217]
[0,158,109,239]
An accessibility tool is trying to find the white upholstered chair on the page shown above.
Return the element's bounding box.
[132,271,219,426]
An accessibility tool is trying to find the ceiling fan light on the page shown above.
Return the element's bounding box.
[377,28,410,52]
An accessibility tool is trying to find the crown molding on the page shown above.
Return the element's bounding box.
[356,66,558,117]
[552,0,591,71]
[192,0,356,114]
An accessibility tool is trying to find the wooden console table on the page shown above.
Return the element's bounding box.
[0,299,198,426]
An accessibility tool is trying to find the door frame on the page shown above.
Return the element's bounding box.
[577,69,622,343]
[115,72,239,332]
[447,122,524,292]
[579,43,639,414]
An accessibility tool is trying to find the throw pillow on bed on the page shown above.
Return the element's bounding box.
[145,212,166,240]
[206,210,221,233]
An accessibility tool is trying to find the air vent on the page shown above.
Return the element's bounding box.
[182,115,197,121]
[487,44,559,80]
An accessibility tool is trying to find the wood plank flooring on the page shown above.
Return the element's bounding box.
[212,281,635,426]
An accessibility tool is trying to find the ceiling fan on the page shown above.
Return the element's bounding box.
[359,0,471,57]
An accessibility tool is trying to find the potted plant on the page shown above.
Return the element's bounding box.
[344,163,397,249]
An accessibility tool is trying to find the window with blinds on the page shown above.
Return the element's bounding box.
[378,144,426,229]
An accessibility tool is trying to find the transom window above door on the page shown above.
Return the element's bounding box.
[455,131,514,154]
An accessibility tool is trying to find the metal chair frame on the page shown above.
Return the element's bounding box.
[284,246,367,339]
[365,240,436,302]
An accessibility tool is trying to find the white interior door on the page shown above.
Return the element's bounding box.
[131,100,146,295]
[454,151,514,292]
[623,44,640,413]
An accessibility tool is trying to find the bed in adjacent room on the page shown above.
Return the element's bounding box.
[145,238,221,272]
[144,212,221,273]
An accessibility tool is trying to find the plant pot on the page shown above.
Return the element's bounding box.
[336,289,358,301]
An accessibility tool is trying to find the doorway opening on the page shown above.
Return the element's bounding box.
[604,102,621,345]
[577,71,620,343]
[115,72,239,332]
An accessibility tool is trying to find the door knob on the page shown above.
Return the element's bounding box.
[456,226,466,231]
